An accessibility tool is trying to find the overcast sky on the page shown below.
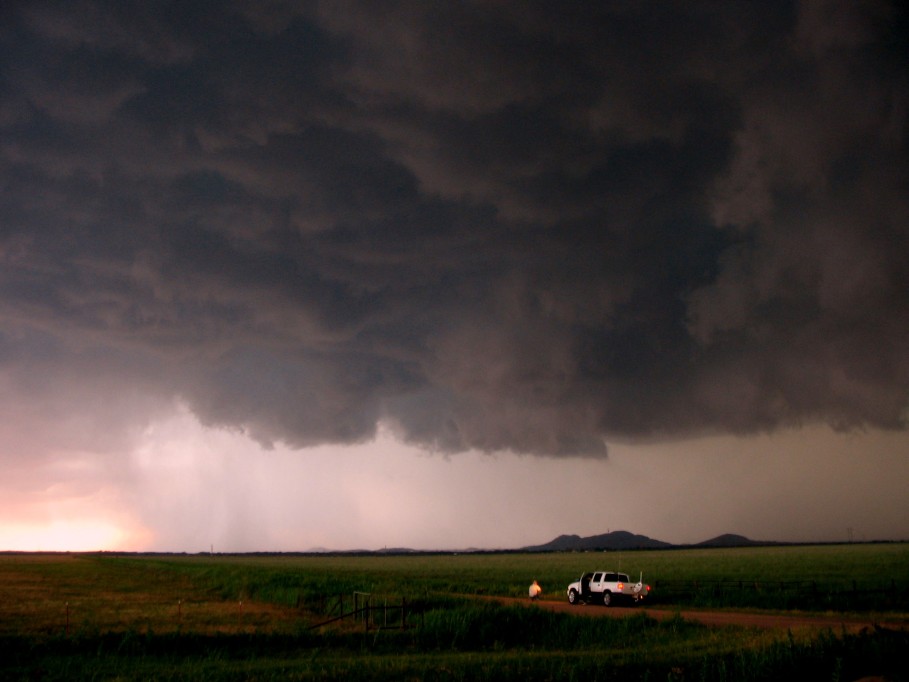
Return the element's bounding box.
[1,1,907,552]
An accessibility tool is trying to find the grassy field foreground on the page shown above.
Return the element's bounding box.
[0,545,907,680]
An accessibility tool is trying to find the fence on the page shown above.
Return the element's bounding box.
[307,593,424,632]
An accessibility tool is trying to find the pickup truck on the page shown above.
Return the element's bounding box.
[567,571,650,606]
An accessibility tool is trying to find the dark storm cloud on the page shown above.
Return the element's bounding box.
[1,0,906,457]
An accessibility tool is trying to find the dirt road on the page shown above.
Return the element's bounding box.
[490,597,908,633]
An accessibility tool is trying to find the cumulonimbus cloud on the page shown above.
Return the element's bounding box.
[1,1,906,458]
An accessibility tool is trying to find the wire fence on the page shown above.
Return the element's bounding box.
[306,593,425,631]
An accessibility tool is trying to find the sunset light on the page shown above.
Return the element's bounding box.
[0,520,136,553]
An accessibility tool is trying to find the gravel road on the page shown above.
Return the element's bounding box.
[490,596,908,633]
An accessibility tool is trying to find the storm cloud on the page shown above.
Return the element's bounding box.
[2,0,907,460]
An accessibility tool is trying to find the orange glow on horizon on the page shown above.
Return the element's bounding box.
[0,520,151,552]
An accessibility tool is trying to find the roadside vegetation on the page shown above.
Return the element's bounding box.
[1,544,906,680]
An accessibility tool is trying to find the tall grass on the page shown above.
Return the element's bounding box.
[2,601,906,681]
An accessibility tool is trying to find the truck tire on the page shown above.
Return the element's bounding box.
[568,589,579,605]
[602,591,612,607]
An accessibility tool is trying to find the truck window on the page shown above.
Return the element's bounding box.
[592,572,603,582]
[605,573,617,582]
[619,574,629,582]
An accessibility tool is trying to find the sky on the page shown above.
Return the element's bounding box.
[1,1,907,552]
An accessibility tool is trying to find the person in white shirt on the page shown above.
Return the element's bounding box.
[529,579,542,600]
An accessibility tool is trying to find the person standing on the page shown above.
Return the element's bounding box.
[529,579,542,600]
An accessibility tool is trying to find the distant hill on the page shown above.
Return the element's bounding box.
[523,530,674,552]
[522,531,779,552]
[304,531,772,554]
[695,534,779,548]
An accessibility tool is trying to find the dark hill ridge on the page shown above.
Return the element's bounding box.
[523,530,673,552]
[296,531,774,554]
[696,534,781,548]
[523,530,771,552]
[697,533,754,547]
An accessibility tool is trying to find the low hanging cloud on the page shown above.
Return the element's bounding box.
[1,1,907,459]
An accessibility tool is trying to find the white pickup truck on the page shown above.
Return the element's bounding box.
[567,571,650,606]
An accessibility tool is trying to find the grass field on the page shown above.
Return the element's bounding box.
[1,544,907,680]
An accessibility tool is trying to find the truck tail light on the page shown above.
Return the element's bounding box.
[617,582,624,590]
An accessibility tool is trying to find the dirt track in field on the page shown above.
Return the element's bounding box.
[484,597,909,633]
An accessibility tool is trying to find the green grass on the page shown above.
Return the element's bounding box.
[116,542,909,611]
[1,545,907,680]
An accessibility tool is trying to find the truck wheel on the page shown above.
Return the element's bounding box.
[602,591,612,607]
[568,589,579,605]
